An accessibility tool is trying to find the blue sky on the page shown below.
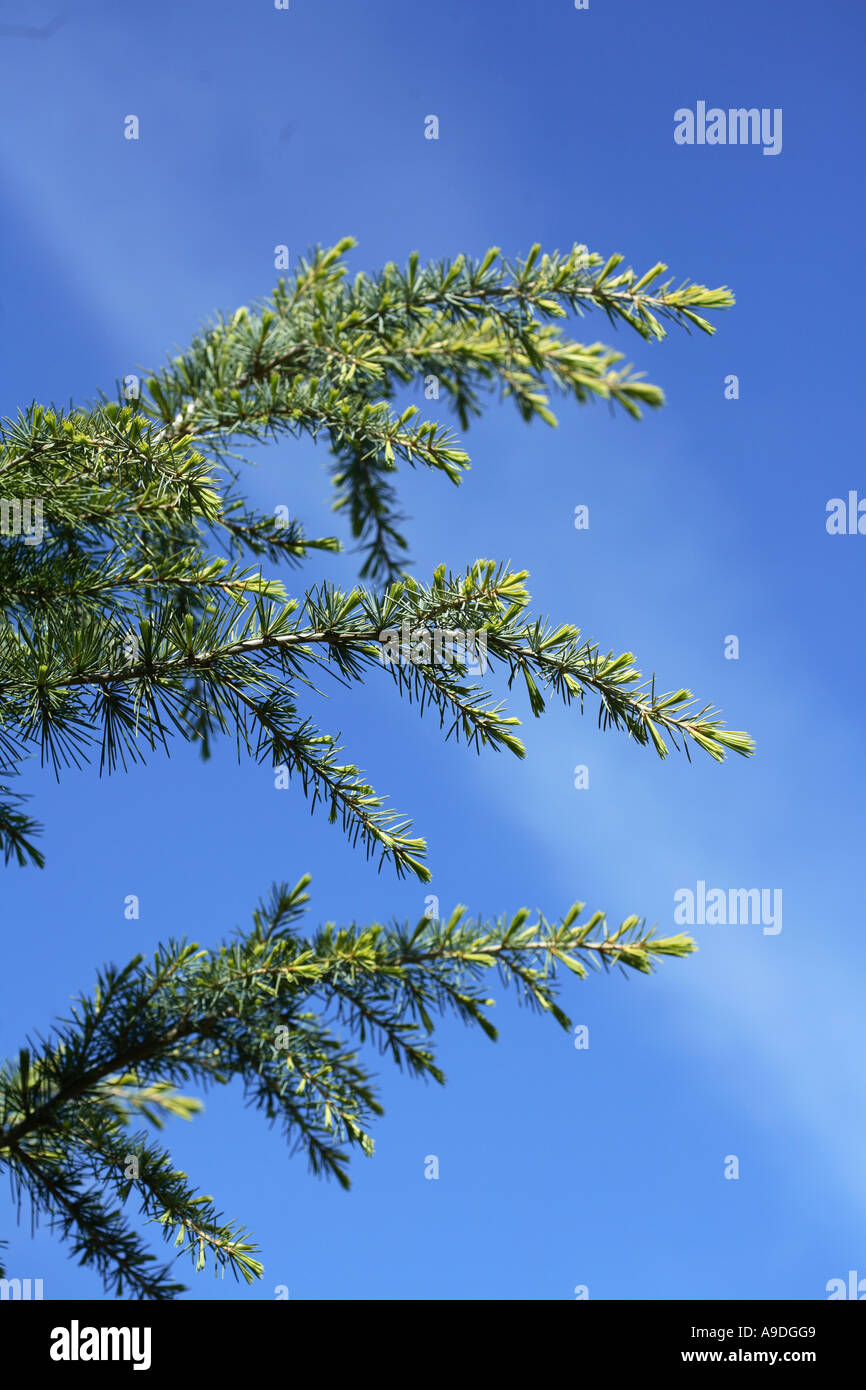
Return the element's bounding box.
[1,0,864,1300]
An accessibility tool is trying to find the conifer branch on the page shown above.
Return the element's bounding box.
[0,878,694,1294]
[0,561,751,874]
[132,238,732,579]
[0,236,748,1296]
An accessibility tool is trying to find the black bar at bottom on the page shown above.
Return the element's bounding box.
[0,1298,861,1376]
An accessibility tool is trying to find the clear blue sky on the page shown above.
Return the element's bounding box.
[1,0,864,1300]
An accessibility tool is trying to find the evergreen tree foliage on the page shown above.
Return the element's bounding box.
[0,239,752,1295]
